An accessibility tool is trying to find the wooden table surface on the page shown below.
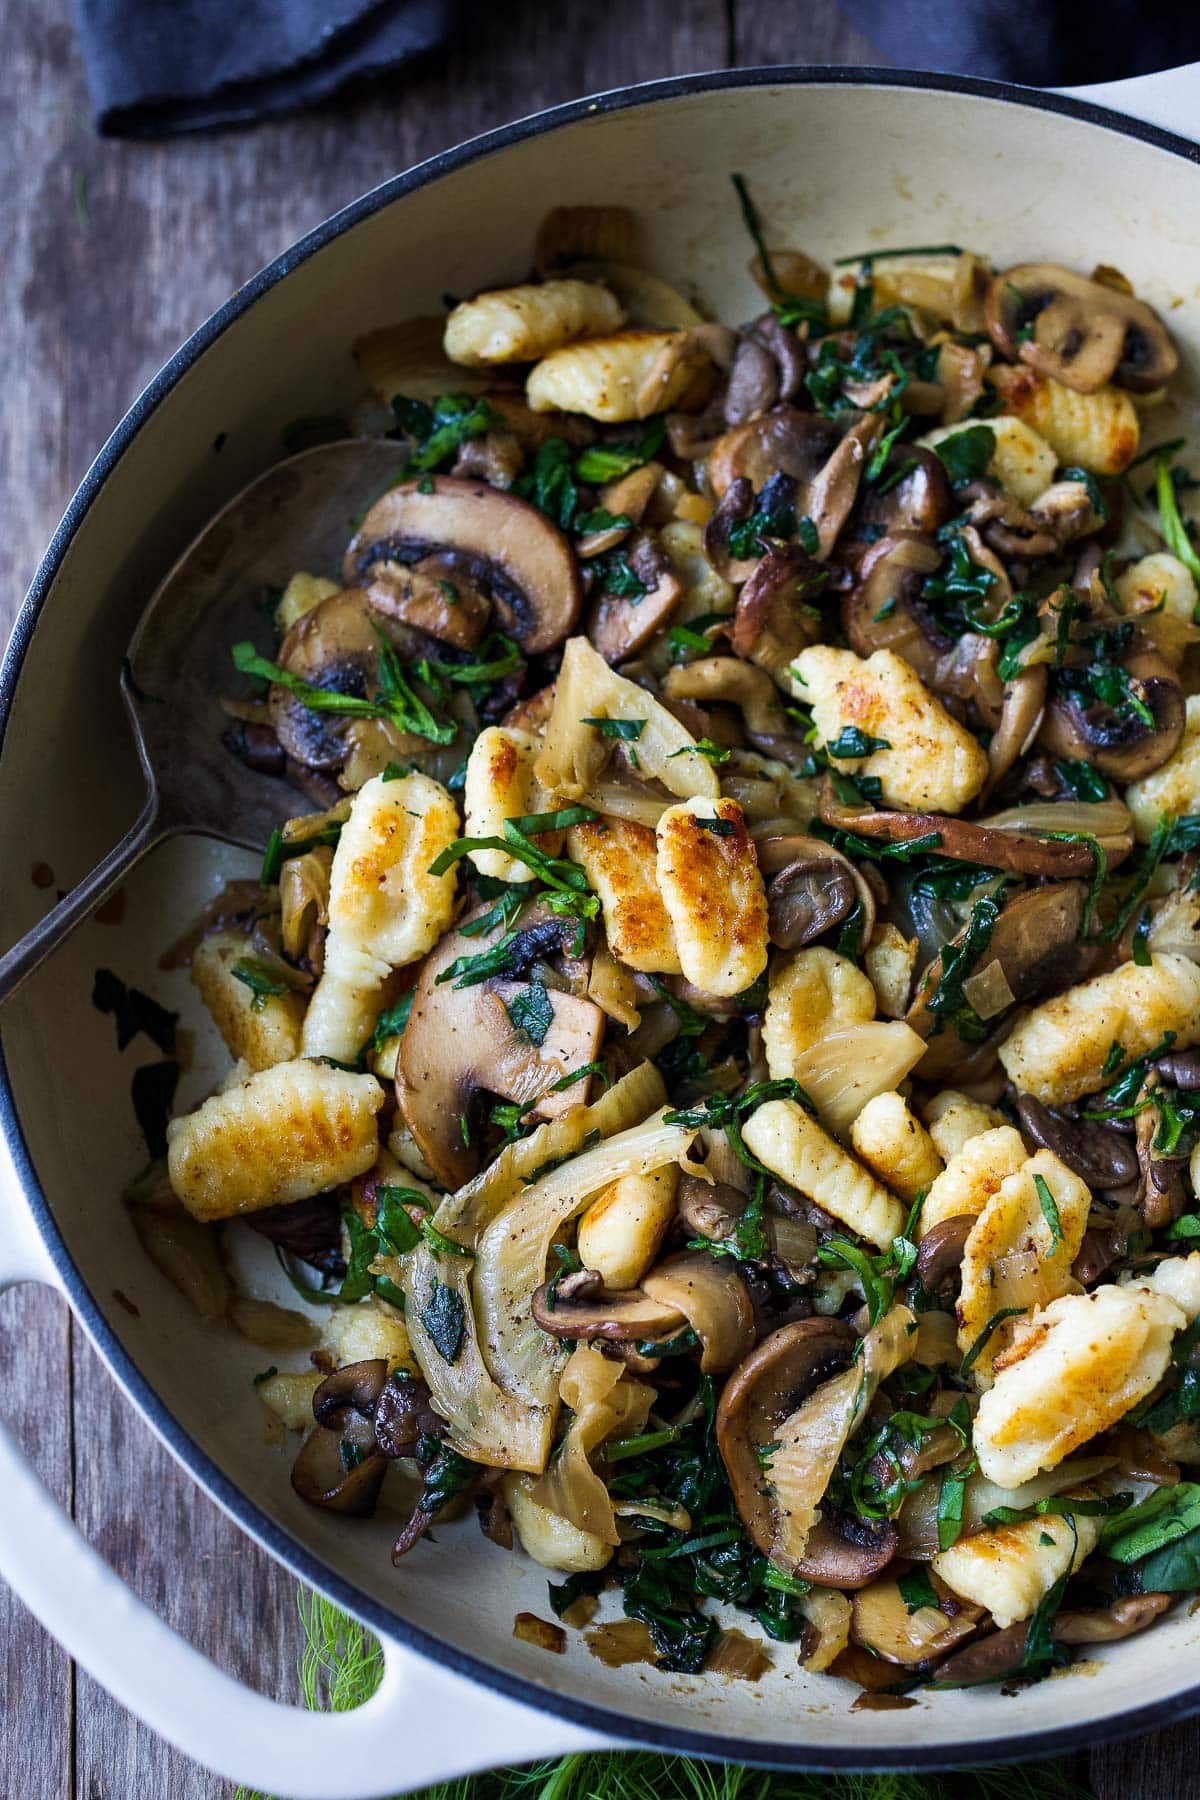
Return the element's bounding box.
[1,2,1197,1794]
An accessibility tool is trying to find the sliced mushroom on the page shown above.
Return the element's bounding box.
[663,655,787,750]
[344,475,582,655]
[932,1620,1029,1686]
[1136,1075,1189,1229]
[805,416,881,559]
[840,533,945,682]
[853,446,953,542]
[796,1514,900,1590]
[915,1215,974,1300]
[851,1573,983,1667]
[641,1250,756,1372]
[244,1191,343,1276]
[373,1369,445,1459]
[767,847,860,949]
[1016,1093,1139,1189]
[1155,1050,1200,1090]
[907,882,1087,1046]
[397,913,605,1188]
[290,1423,387,1515]
[268,588,391,770]
[1042,646,1185,782]
[983,666,1047,797]
[935,1593,1171,1684]
[819,782,1109,880]
[731,544,826,683]
[716,1317,855,1555]
[530,1271,687,1341]
[749,313,805,404]
[589,531,683,663]
[312,1358,389,1431]
[707,406,839,501]
[1052,1594,1172,1643]
[675,1174,747,1243]
[986,263,1178,394]
[724,334,781,425]
[703,474,765,583]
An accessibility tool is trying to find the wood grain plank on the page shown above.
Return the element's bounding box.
[731,1,884,67]
[70,1327,305,1800]
[0,1288,74,1800]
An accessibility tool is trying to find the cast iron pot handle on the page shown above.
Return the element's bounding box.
[0,1157,621,1796]
[1058,60,1200,139]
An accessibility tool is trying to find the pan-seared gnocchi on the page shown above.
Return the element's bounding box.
[166,1059,384,1222]
[302,772,460,1061]
[792,646,988,813]
[148,202,1200,1693]
[655,797,768,997]
[444,278,624,366]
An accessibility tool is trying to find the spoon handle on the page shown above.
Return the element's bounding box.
[0,798,162,1008]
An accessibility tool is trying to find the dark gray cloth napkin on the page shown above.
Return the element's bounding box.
[839,0,1200,88]
[73,0,1200,138]
[73,0,459,136]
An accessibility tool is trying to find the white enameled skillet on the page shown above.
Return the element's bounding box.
[2,62,1200,1800]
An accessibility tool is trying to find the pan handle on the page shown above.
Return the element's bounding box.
[1058,60,1200,142]
[0,1165,622,1795]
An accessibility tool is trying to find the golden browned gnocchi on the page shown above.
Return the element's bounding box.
[655,796,768,997]
[444,278,624,366]
[792,646,988,813]
[167,1059,384,1222]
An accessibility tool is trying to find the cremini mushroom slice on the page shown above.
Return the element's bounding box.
[587,532,684,663]
[818,782,1112,881]
[529,1270,687,1343]
[1040,644,1185,782]
[851,1574,983,1668]
[907,882,1087,1050]
[730,544,826,683]
[706,405,840,501]
[641,1250,756,1372]
[344,475,583,655]
[986,262,1178,394]
[765,840,871,950]
[396,912,605,1188]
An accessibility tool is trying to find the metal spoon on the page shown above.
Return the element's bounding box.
[0,439,406,1005]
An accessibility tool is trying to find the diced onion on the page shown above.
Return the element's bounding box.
[961,957,1016,1021]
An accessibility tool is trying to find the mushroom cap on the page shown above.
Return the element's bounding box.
[269,587,382,769]
[641,1250,756,1372]
[344,474,583,655]
[290,1423,388,1515]
[1041,646,1185,782]
[1016,1092,1139,1190]
[986,263,1178,395]
[706,406,840,500]
[529,1270,687,1341]
[840,533,945,684]
[914,1214,975,1300]
[396,909,604,1189]
[312,1358,389,1431]
[731,543,826,682]
[716,1317,855,1554]
[907,881,1087,1044]
[587,533,684,663]
[852,445,953,542]
[818,780,1114,881]
[766,842,866,950]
